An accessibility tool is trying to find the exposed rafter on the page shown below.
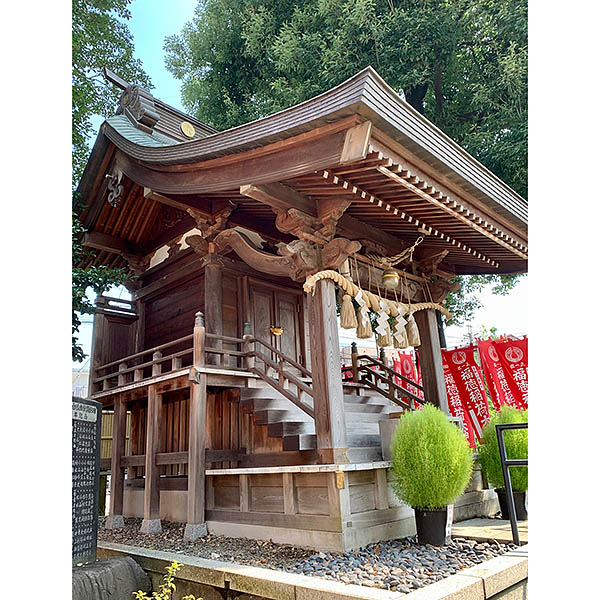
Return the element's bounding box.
[321,169,500,268]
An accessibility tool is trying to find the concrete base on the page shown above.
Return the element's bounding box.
[98,542,528,600]
[104,514,124,529]
[140,518,162,534]
[73,556,150,600]
[184,522,208,541]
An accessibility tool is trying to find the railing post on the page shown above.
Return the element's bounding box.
[193,312,206,368]
[118,362,127,387]
[351,342,359,382]
[185,311,208,541]
[140,384,162,534]
[379,346,387,366]
[243,322,254,371]
[105,396,126,529]
[152,351,162,377]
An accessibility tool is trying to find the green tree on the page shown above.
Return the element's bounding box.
[72,0,152,361]
[165,0,527,320]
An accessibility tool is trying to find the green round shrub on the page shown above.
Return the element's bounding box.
[478,406,528,492]
[390,404,473,509]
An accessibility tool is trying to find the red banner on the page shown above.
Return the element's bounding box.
[442,353,476,449]
[393,352,423,410]
[493,337,528,409]
[442,346,490,441]
[477,338,520,410]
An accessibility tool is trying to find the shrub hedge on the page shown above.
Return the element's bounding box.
[478,405,528,492]
[390,404,473,509]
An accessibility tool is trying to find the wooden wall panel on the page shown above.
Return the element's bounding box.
[143,274,204,349]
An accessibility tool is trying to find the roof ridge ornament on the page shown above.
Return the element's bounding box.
[117,84,160,133]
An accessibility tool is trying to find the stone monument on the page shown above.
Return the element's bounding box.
[72,396,102,566]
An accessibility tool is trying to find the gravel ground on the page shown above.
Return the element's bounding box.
[98,517,516,594]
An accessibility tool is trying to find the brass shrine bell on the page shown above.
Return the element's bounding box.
[382,268,400,289]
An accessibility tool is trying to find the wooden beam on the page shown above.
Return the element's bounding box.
[340,120,373,164]
[369,131,528,248]
[307,278,349,464]
[184,313,208,541]
[240,182,317,217]
[377,165,528,260]
[105,396,126,529]
[413,310,449,413]
[140,385,162,533]
[143,188,213,219]
[114,124,353,195]
[82,231,137,256]
[204,252,223,366]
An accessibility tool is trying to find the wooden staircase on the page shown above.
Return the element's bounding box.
[240,384,402,461]
[240,337,424,462]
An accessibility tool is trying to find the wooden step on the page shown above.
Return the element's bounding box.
[347,446,384,462]
[282,433,317,451]
[346,433,382,447]
[268,421,315,437]
[254,409,311,426]
[344,412,389,423]
[241,397,314,415]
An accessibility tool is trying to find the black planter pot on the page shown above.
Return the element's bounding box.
[496,489,527,521]
[414,507,450,546]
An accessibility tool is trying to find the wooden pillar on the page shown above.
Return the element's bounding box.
[184,311,208,541]
[140,385,162,533]
[105,395,126,529]
[413,309,449,413]
[204,251,223,366]
[307,278,348,464]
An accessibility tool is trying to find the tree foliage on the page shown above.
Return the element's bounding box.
[165,0,527,323]
[72,0,151,361]
[165,0,527,197]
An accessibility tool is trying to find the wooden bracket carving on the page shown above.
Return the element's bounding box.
[123,253,151,276]
[185,234,209,256]
[417,250,456,279]
[321,238,361,270]
[316,198,352,240]
[214,228,319,281]
[166,239,181,259]
[427,278,461,304]
[187,204,236,241]
[275,208,321,239]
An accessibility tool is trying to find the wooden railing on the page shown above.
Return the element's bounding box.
[95,294,137,317]
[242,332,315,419]
[350,344,424,411]
[99,448,247,473]
[93,334,194,393]
[204,332,247,369]
[93,314,250,394]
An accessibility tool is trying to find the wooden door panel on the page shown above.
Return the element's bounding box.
[277,296,299,363]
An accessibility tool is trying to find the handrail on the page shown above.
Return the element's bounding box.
[96,334,194,372]
[359,377,412,412]
[245,336,311,378]
[242,334,315,419]
[358,366,423,406]
[356,355,425,392]
[350,345,423,411]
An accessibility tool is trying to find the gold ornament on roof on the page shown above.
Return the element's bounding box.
[180,121,196,138]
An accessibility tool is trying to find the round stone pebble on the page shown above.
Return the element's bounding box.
[98,518,515,593]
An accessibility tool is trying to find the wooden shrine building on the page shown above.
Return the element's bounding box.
[76,67,527,550]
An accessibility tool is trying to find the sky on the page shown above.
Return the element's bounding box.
[74,0,528,370]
